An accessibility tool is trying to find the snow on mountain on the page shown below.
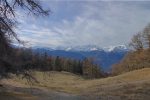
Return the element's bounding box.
[104,45,128,52]
[32,45,129,71]
[32,45,128,52]
[63,45,103,52]
[90,47,98,51]
[65,47,72,51]
[64,45,128,52]
[112,45,128,51]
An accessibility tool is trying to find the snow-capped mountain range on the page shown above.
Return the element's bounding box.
[32,45,129,52]
[103,45,128,52]
[32,45,129,71]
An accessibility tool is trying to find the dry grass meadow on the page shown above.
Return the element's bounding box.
[0,68,150,100]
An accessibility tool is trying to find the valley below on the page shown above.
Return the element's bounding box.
[0,68,150,100]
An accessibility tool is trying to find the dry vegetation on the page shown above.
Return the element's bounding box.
[0,68,150,100]
[112,49,150,75]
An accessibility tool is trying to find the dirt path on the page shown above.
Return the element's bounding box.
[0,83,88,100]
[0,79,89,100]
[31,90,86,100]
[16,88,86,100]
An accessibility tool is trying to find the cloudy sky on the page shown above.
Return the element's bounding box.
[16,1,150,48]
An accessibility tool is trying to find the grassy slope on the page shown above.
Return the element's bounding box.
[1,68,150,99]
[81,68,150,99]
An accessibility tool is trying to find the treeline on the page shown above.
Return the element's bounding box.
[112,24,150,75]
[0,0,104,80]
[0,0,49,80]
[0,47,103,79]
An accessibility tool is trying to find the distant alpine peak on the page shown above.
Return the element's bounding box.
[65,47,72,51]
[104,45,128,52]
[66,45,128,52]
[32,45,128,52]
[63,45,103,52]
[90,47,98,51]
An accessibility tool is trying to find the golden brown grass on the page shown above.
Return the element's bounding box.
[12,71,85,94]
[11,68,150,94]
[1,68,150,100]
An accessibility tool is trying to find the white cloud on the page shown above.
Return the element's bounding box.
[16,1,150,48]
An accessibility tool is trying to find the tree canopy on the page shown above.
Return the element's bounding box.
[0,0,49,78]
[0,0,50,55]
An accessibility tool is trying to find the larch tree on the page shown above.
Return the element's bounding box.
[129,32,144,51]
[0,0,49,56]
[0,0,50,78]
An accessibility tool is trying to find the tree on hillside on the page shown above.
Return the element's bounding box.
[55,56,62,71]
[0,0,49,54]
[129,32,144,51]
[76,60,83,74]
[82,58,102,78]
[0,0,49,78]
[112,23,150,75]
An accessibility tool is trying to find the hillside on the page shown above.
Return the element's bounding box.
[0,68,150,100]
[112,50,150,75]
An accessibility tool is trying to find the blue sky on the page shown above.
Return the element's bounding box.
[15,1,150,48]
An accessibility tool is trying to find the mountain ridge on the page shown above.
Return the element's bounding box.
[32,45,129,52]
[32,45,129,71]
